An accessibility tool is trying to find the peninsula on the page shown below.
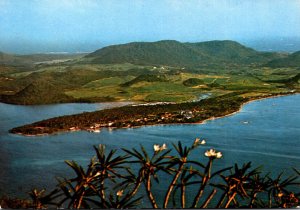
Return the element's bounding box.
[1,40,299,135]
[9,91,295,136]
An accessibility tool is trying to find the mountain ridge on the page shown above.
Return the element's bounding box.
[84,40,286,67]
[266,51,300,67]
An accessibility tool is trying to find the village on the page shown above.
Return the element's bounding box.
[68,109,200,134]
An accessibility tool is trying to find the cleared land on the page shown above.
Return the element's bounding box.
[1,63,299,104]
[0,40,299,134]
[1,40,299,105]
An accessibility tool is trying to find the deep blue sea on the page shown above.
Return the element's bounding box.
[0,95,299,203]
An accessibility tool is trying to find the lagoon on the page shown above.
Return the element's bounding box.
[0,95,299,199]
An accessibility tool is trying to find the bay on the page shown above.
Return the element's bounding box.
[0,94,299,200]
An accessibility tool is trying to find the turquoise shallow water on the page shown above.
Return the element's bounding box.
[0,95,299,200]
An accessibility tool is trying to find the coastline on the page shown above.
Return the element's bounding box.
[10,92,299,136]
[148,92,299,128]
[200,92,299,125]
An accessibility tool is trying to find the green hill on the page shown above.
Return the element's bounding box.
[85,40,210,66]
[266,51,300,67]
[0,80,74,105]
[121,74,168,87]
[186,41,282,64]
[182,78,205,87]
[84,40,282,67]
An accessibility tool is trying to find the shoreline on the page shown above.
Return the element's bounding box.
[148,92,299,128]
[200,92,299,125]
[10,92,299,136]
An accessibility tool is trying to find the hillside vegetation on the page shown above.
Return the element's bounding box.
[121,74,168,87]
[183,78,205,87]
[0,80,74,105]
[266,51,300,67]
[0,40,299,105]
[84,40,284,67]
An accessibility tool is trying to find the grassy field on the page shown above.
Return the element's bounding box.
[0,61,299,105]
[1,40,299,104]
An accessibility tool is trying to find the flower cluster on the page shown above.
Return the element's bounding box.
[204,149,222,159]
[153,143,167,152]
[193,138,206,146]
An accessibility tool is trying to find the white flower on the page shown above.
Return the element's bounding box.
[205,149,215,157]
[153,144,160,152]
[216,152,222,158]
[116,190,123,197]
[194,138,206,146]
[205,149,222,159]
[153,143,167,152]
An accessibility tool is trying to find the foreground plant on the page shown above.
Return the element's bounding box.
[28,188,61,209]
[122,143,171,208]
[213,162,261,208]
[163,141,200,208]
[5,140,299,209]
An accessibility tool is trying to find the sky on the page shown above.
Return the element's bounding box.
[0,0,300,54]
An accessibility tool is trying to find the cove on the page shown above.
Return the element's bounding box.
[0,95,299,199]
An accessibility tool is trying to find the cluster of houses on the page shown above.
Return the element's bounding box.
[86,124,101,133]
[131,101,175,107]
[125,110,197,127]
[68,110,198,134]
[68,122,117,133]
